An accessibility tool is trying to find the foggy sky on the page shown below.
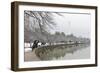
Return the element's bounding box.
[49,13,91,38]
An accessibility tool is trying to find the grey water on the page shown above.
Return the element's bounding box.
[53,46,90,60]
[35,44,90,61]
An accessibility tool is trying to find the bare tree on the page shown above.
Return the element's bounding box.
[24,11,63,42]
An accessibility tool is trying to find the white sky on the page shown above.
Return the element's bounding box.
[49,13,91,38]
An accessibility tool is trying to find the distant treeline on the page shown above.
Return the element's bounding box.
[24,28,90,44]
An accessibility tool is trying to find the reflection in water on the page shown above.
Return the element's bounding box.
[35,44,90,61]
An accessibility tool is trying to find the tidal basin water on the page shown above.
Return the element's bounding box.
[24,44,90,61]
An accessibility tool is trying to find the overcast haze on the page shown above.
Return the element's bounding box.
[50,13,91,38]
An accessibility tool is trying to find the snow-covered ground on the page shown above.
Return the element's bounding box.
[24,43,33,48]
[25,48,32,52]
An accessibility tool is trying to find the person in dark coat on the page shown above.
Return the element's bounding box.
[32,40,39,51]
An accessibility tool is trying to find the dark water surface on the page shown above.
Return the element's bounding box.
[35,44,90,61]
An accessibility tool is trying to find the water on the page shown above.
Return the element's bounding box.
[24,44,90,61]
[35,44,90,61]
[53,46,90,60]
